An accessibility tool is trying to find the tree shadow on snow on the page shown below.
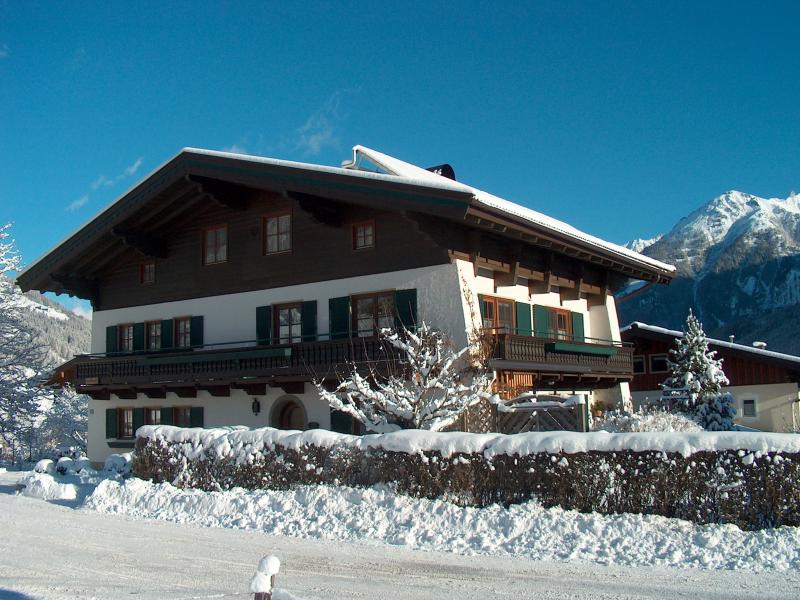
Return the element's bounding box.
[0,590,38,599]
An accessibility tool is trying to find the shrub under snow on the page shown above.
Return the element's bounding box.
[104,453,133,476]
[593,408,703,433]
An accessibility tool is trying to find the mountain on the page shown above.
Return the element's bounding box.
[618,191,800,354]
[3,278,91,368]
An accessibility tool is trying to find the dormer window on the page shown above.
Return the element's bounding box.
[140,261,155,285]
[352,221,375,250]
[203,226,227,265]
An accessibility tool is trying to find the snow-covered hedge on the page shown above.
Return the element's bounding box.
[134,426,800,530]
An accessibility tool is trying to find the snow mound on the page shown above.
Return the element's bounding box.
[85,478,800,572]
[594,410,703,433]
[104,453,133,476]
[18,472,77,501]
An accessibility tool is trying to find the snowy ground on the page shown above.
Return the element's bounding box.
[1,470,799,599]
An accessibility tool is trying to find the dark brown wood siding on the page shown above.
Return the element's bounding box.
[93,191,450,310]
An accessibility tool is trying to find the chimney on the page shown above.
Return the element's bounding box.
[728,335,735,343]
[753,341,767,349]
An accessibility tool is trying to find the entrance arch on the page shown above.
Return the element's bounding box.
[270,395,307,430]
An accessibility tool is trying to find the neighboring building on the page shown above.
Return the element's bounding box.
[622,322,800,432]
[17,146,674,463]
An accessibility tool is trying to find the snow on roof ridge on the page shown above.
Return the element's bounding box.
[354,146,675,275]
[624,321,800,364]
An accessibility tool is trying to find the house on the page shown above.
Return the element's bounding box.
[16,146,674,463]
[621,321,800,432]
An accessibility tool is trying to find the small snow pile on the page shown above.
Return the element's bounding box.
[250,554,280,594]
[104,453,133,476]
[594,408,703,433]
[85,478,800,572]
[34,459,55,475]
[18,472,78,501]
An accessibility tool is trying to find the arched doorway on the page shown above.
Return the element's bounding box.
[270,395,307,430]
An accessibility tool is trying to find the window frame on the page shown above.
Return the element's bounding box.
[632,355,646,374]
[118,407,134,439]
[144,407,161,426]
[352,220,375,251]
[118,323,134,353]
[145,320,161,350]
[173,406,191,428]
[547,307,572,340]
[741,398,758,419]
[649,353,669,374]
[273,302,303,344]
[352,291,395,338]
[140,261,156,285]
[202,224,228,266]
[174,316,192,349]
[480,295,516,333]
[263,211,292,255]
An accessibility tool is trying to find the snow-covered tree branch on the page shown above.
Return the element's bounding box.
[315,322,496,432]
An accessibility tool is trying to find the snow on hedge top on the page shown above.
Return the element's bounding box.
[351,145,675,275]
[138,426,800,459]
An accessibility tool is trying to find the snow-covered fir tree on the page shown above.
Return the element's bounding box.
[316,322,495,432]
[661,309,736,430]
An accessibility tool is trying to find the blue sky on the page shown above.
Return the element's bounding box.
[2,2,799,315]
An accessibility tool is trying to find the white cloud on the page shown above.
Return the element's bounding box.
[294,89,358,156]
[90,175,111,191]
[0,44,9,59]
[123,157,143,177]
[222,143,248,154]
[67,195,89,212]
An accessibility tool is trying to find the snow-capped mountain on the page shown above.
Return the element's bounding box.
[618,191,800,353]
[624,235,662,254]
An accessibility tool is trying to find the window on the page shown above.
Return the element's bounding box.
[264,213,291,254]
[354,292,394,337]
[275,304,302,344]
[633,355,645,374]
[144,407,161,425]
[118,324,134,352]
[174,406,191,427]
[480,296,515,333]
[547,308,571,340]
[118,408,134,439]
[203,226,227,265]
[352,220,375,250]
[146,321,161,350]
[650,354,669,373]
[175,317,191,348]
[742,398,757,418]
[140,261,156,284]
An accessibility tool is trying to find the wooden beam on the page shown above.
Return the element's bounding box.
[111,227,168,258]
[232,382,268,396]
[49,273,98,300]
[170,386,197,399]
[189,176,251,211]
[560,263,584,301]
[199,384,230,397]
[291,191,346,226]
[468,230,482,276]
[529,253,553,294]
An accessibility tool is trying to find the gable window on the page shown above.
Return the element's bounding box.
[352,220,375,250]
[275,303,302,344]
[649,354,669,373]
[118,408,134,439]
[633,355,645,374]
[353,292,394,337]
[140,261,156,284]
[742,398,757,418]
[203,225,228,265]
[118,324,134,352]
[146,321,161,350]
[175,317,191,348]
[174,406,191,428]
[480,296,515,333]
[264,213,291,254]
[144,407,161,426]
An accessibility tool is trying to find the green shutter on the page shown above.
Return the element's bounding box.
[515,302,532,336]
[534,305,549,338]
[160,319,174,349]
[301,300,317,341]
[329,296,351,340]
[132,407,145,437]
[105,408,118,439]
[394,288,418,332]
[190,406,204,428]
[133,322,145,352]
[571,312,585,342]
[256,305,273,345]
[330,409,354,434]
[106,326,118,354]
[190,316,204,348]
[160,407,174,426]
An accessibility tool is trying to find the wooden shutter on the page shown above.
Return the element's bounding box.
[301,300,317,341]
[105,408,118,439]
[160,407,174,426]
[132,407,145,435]
[160,319,174,349]
[534,305,550,338]
[190,316,204,348]
[394,288,418,331]
[133,322,145,351]
[256,305,272,345]
[515,302,532,336]
[329,296,351,340]
[105,326,118,354]
[190,406,204,428]
[571,312,585,342]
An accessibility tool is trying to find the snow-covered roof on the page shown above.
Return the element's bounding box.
[350,146,675,276]
[622,321,800,366]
